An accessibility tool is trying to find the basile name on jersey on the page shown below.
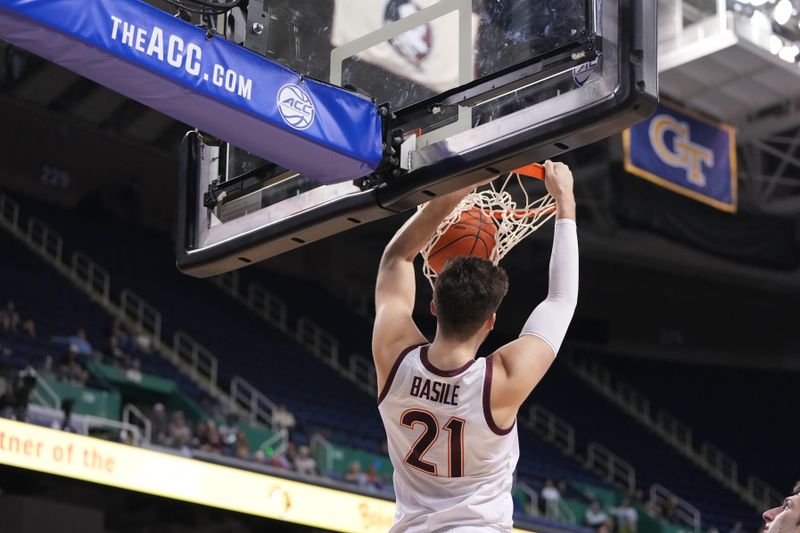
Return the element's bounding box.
[409,376,460,406]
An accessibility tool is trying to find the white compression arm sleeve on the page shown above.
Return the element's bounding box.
[520,218,579,355]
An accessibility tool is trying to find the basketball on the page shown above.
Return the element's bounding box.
[427,208,497,274]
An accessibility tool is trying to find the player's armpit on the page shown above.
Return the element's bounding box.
[488,336,556,426]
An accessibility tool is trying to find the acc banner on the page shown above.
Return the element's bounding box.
[332,0,479,94]
[623,102,737,213]
[0,0,383,184]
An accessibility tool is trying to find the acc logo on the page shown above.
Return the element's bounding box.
[573,58,600,87]
[385,0,433,67]
[649,114,714,186]
[277,83,315,130]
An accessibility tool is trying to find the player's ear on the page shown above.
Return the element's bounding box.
[486,313,496,331]
[430,300,438,317]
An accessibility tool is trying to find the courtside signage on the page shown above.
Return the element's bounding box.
[0,420,536,533]
[623,102,737,213]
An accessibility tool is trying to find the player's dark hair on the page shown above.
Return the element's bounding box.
[433,257,509,339]
[794,481,800,496]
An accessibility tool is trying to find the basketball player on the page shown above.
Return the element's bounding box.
[763,483,800,533]
[373,160,578,531]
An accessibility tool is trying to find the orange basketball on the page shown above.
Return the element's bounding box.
[428,208,497,274]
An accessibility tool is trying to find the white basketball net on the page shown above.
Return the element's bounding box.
[420,172,558,286]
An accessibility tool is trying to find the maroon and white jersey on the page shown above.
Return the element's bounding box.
[378,344,519,532]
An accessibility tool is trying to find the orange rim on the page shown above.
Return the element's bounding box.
[512,163,545,180]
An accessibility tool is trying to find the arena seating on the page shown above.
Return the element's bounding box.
[531,362,760,530]
[583,350,797,493]
[3,195,764,531]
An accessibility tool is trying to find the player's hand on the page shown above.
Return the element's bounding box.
[543,160,574,203]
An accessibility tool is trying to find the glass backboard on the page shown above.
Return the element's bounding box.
[177,0,658,277]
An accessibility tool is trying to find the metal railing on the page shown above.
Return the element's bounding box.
[310,432,337,474]
[650,483,702,531]
[71,251,110,303]
[616,382,651,420]
[586,443,636,494]
[83,413,144,445]
[527,405,576,454]
[122,403,153,444]
[747,477,784,511]
[656,411,693,449]
[260,428,289,456]
[212,271,240,297]
[297,317,340,369]
[344,286,374,320]
[32,373,61,409]
[701,442,739,486]
[516,482,541,518]
[570,356,612,390]
[120,289,162,340]
[565,351,761,510]
[348,354,377,393]
[27,217,63,263]
[230,376,277,428]
[0,192,19,229]
[173,331,219,387]
[247,284,288,332]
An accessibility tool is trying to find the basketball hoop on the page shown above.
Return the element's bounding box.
[420,164,557,286]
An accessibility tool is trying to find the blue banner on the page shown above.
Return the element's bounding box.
[0,0,383,184]
[623,102,737,213]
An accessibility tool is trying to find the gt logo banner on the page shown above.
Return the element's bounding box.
[623,102,737,213]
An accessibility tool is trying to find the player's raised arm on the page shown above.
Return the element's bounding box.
[490,161,579,425]
[372,184,480,393]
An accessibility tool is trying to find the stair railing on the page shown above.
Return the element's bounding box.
[527,404,576,455]
[297,317,340,370]
[120,289,162,340]
[71,251,111,304]
[586,443,636,494]
[650,483,702,531]
[122,403,153,444]
[173,331,219,388]
[231,376,276,428]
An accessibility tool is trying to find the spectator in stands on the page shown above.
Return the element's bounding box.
[151,403,169,445]
[540,479,561,519]
[2,301,20,333]
[273,404,296,439]
[21,319,35,339]
[105,334,130,367]
[52,328,93,356]
[233,431,250,461]
[131,326,152,354]
[268,449,293,470]
[344,461,366,486]
[364,464,383,491]
[586,500,609,530]
[218,413,239,452]
[37,356,55,380]
[293,445,317,476]
[661,496,679,522]
[611,498,638,533]
[762,482,800,533]
[58,345,88,386]
[167,410,192,449]
[192,419,209,449]
[204,419,223,454]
